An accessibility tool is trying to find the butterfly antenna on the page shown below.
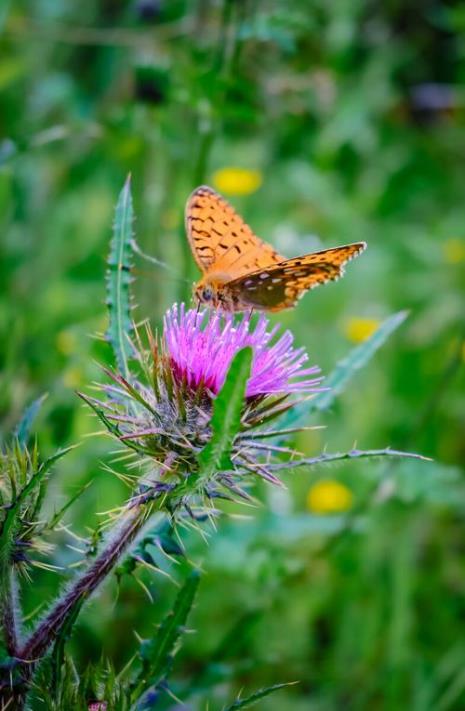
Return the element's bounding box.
[130,238,190,284]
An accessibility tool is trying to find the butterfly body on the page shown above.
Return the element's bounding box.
[186,185,366,313]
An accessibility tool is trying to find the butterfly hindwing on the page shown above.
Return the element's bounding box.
[185,186,284,277]
[229,244,366,310]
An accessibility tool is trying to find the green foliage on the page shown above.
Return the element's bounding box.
[132,570,200,702]
[198,347,253,477]
[13,393,47,447]
[0,1,464,709]
[282,310,408,428]
[310,310,409,413]
[0,442,73,577]
[224,682,297,710]
[106,175,135,379]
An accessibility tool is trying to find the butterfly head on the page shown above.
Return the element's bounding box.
[194,274,237,311]
[194,276,220,308]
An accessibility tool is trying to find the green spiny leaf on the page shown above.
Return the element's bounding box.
[0,446,74,562]
[132,570,200,700]
[77,392,150,455]
[14,393,47,447]
[106,174,135,378]
[224,682,297,710]
[198,347,253,477]
[282,311,408,428]
[313,310,408,411]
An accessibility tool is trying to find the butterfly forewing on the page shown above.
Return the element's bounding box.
[229,244,366,310]
[185,186,285,278]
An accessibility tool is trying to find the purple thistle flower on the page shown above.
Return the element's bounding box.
[164,303,324,398]
[80,302,328,517]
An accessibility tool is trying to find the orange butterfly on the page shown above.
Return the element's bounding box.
[186,186,366,312]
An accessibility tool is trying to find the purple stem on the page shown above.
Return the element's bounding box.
[17,504,150,665]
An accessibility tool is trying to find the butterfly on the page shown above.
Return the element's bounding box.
[185,185,366,312]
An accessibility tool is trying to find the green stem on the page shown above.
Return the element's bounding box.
[267,447,431,471]
[1,570,19,657]
[179,0,241,304]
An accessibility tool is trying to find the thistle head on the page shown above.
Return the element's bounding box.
[83,304,324,518]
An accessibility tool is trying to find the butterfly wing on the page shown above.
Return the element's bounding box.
[227,243,367,311]
[185,186,285,277]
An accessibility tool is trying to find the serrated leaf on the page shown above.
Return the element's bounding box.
[14,393,47,447]
[198,347,253,478]
[224,681,296,710]
[77,392,149,455]
[106,174,135,378]
[0,445,74,583]
[132,570,200,701]
[282,311,408,428]
[0,446,74,549]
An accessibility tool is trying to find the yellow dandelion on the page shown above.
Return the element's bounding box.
[306,479,353,514]
[212,167,262,196]
[443,238,465,264]
[343,317,381,344]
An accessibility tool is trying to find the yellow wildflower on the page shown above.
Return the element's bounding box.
[443,238,465,264]
[212,167,262,196]
[56,330,76,356]
[306,479,353,514]
[343,317,381,344]
[63,367,83,388]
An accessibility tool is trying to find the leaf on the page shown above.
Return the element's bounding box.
[132,570,200,701]
[283,311,408,427]
[224,682,297,710]
[314,311,408,410]
[14,393,48,447]
[77,392,149,455]
[198,347,253,477]
[0,446,74,558]
[106,174,135,378]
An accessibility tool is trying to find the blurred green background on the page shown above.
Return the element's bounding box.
[1,1,465,709]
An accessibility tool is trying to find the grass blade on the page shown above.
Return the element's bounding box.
[106,174,135,378]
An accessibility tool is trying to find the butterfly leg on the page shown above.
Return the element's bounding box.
[194,300,201,326]
[245,308,254,324]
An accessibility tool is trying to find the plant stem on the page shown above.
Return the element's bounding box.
[267,447,431,471]
[18,505,150,663]
[0,494,158,708]
[1,570,19,657]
